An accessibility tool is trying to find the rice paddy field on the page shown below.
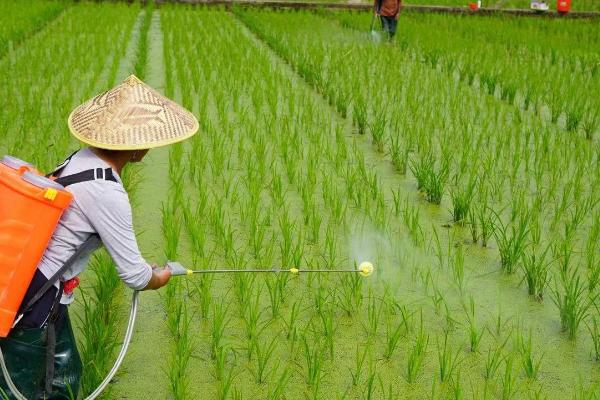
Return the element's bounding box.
[1,1,599,399]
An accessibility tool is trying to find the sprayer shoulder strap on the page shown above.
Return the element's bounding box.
[46,151,118,187]
[19,235,101,316]
[55,167,117,187]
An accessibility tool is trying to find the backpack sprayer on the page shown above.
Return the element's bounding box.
[0,154,375,400]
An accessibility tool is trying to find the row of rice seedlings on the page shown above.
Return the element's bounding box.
[133,1,153,80]
[0,0,66,58]
[162,147,192,398]
[193,106,295,397]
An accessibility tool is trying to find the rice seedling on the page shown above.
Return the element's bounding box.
[319,304,337,360]
[438,331,462,383]
[242,287,267,352]
[350,345,369,387]
[211,300,230,359]
[167,302,193,400]
[353,97,367,135]
[586,316,600,362]
[362,363,377,400]
[161,197,182,261]
[405,312,429,384]
[338,272,364,317]
[551,266,599,340]
[450,175,477,224]
[190,273,214,319]
[267,365,290,400]
[573,381,600,400]
[216,367,236,400]
[516,328,543,380]
[520,243,552,301]
[389,133,409,174]
[467,208,479,244]
[452,244,466,293]
[363,292,383,337]
[301,334,325,391]
[423,155,450,205]
[402,197,425,247]
[478,204,495,248]
[251,335,278,384]
[463,295,484,353]
[377,377,397,400]
[500,356,518,400]
[383,315,406,360]
[265,275,284,319]
[213,344,231,382]
[484,343,507,381]
[492,208,531,274]
[449,367,463,400]
[370,110,387,153]
[409,152,433,192]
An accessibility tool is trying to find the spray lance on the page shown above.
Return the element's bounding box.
[0,261,374,400]
[165,261,375,277]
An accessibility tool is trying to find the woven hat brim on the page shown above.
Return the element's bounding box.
[67,108,199,150]
[67,74,199,151]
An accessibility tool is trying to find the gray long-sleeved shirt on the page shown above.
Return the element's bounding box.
[38,148,152,304]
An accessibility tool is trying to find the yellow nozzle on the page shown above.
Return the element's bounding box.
[187,269,193,275]
[359,261,374,277]
[289,267,299,274]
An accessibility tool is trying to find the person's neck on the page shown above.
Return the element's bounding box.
[90,148,128,175]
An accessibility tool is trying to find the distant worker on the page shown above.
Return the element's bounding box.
[374,0,402,41]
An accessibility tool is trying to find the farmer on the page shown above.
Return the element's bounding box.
[0,75,198,399]
[374,0,402,40]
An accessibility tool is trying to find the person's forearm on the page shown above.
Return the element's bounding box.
[142,268,171,290]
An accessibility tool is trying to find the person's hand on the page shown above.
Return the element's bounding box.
[395,13,399,20]
[143,265,172,290]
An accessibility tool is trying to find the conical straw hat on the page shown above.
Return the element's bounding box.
[68,75,199,150]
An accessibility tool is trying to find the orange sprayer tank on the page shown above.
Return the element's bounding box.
[0,155,73,337]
